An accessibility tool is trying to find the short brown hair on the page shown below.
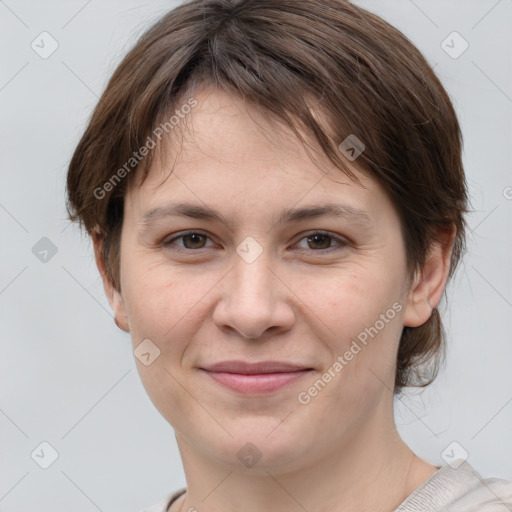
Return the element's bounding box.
[66,0,468,393]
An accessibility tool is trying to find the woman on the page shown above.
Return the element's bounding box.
[66,0,512,510]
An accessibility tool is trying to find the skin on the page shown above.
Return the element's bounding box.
[94,86,454,512]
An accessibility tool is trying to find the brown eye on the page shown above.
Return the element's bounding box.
[181,233,207,249]
[306,233,332,250]
[295,231,348,254]
[163,231,212,251]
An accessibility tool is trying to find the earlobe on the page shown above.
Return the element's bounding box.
[403,225,456,328]
[110,287,130,333]
[92,229,130,333]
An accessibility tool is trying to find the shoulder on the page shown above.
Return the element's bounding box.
[137,488,187,512]
[453,468,512,512]
[395,460,512,511]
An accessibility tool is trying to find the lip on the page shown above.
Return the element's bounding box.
[199,360,314,394]
[201,360,312,374]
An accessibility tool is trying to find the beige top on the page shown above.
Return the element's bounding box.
[140,460,512,512]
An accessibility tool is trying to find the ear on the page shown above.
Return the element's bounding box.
[403,224,456,328]
[92,230,130,333]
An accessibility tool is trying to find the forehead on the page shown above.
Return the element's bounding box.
[158,87,335,175]
[125,87,393,226]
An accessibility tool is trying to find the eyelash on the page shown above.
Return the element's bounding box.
[162,230,348,255]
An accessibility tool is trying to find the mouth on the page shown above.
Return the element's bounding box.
[199,360,314,394]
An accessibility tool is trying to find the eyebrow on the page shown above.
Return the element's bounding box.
[139,201,371,231]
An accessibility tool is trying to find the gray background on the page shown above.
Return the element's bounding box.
[1,0,511,511]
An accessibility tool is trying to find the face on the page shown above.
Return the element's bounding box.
[104,86,438,474]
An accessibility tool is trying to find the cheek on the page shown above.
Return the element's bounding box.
[121,258,216,349]
[293,265,405,396]
[121,261,207,420]
[297,265,403,338]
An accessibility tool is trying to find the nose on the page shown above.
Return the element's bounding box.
[212,250,296,340]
